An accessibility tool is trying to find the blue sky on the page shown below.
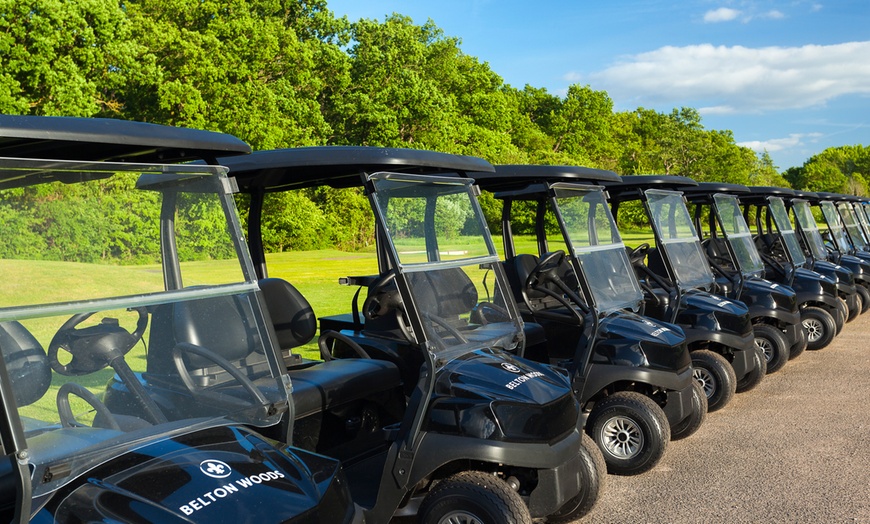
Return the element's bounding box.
[325,0,870,171]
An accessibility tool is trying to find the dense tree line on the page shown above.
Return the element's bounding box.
[0,0,866,256]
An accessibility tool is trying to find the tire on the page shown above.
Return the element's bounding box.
[801,306,837,350]
[547,433,607,523]
[856,284,870,314]
[690,349,737,412]
[736,344,767,393]
[753,323,789,374]
[834,298,847,332]
[789,323,807,359]
[586,391,670,476]
[670,381,708,440]
[420,471,531,524]
[845,294,860,322]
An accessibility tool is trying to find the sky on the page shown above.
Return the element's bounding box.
[325,0,870,171]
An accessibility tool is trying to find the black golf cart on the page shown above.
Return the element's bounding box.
[470,165,706,475]
[738,187,845,350]
[220,148,604,523]
[680,183,802,374]
[603,176,760,413]
[809,193,870,315]
[785,190,858,330]
[0,116,361,523]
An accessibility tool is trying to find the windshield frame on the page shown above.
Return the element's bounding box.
[791,199,828,262]
[0,159,289,501]
[765,196,807,267]
[819,200,853,254]
[551,183,644,312]
[368,172,524,364]
[837,202,869,250]
[711,193,765,277]
[644,189,715,290]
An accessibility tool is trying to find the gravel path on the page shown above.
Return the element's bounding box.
[580,312,870,524]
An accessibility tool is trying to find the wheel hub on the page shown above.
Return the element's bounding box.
[755,337,774,363]
[600,415,644,459]
[803,318,823,342]
[438,510,484,524]
[693,367,717,399]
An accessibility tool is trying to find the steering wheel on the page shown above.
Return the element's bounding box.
[525,250,566,290]
[362,272,402,320]
[319,331,371,361]
[57,382,122,431]
[629,243,650,265]
[424,312,469,345]
[172,343,269,406]
[48,308,148,376]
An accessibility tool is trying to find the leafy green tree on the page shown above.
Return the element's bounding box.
[0,0,141,116]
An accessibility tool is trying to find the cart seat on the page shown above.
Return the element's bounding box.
[259,278,402,418]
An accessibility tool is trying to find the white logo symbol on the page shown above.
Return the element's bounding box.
[501,362,522,373]
[200,459,232,479]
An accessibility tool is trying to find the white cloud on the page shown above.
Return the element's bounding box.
[762,10,785,20]
[704,8,741,23]
[587,42,870,113]
[738,133,823,152]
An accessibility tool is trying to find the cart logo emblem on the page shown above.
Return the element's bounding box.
[501,362,522,373]
[200,459,232,479]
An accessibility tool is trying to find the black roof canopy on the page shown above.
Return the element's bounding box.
[679,181,750,203]
[0,115,251,163]
[468,164,621,201]
[218,146,495,192]
[736,186,796,205]
[601,174,698,203]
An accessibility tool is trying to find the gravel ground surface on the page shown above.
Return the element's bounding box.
[580,312,870,524]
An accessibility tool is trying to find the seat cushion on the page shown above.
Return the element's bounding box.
[289,359,402,419]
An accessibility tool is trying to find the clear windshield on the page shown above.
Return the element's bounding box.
[554,185,643,312]
[0,160,287,499]
[371,173,521,361]
[837,202,868,249]
[767,197,807,266]
[820,201,853,253]
[713,194,765,276]
[645,189,715,289]
[855,203,870,245]
[791,200,828,261]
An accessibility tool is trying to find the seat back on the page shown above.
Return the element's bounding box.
[258,278,316,350]
[0,321,52,407]
[406,267,478,320]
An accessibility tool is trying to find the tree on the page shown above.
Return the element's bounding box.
[0,0,141,116]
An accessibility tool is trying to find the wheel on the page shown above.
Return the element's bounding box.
[670,381,708,440]
[801,306,837,350]
[856,284,870,314]
[547,433,606,523]
[753,323,789,374]
[419,471,531,524]
[736,344,767,393]
[586,391,670,476]
[844,294,860,322]
[789,323,807,359]
[690,349,737,412]
[834,298,847,333]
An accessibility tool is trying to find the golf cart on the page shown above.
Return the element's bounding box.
[470,165,706,475]
[737,187,845,350]
[0,116,362,523]
[785,191,859,329]
[808,193,870,316]
[603,176,760,413]
[680,183,802,374]
[220,147,604,523]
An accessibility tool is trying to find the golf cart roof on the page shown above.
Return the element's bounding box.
[468,164,621,200]
[218,146,495,191]
[736,186,796,205]
[0,115,251,163]
[601,174,698,203]
[815,192,849,202]
[791,189,818,201]
[679,182,750,203]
